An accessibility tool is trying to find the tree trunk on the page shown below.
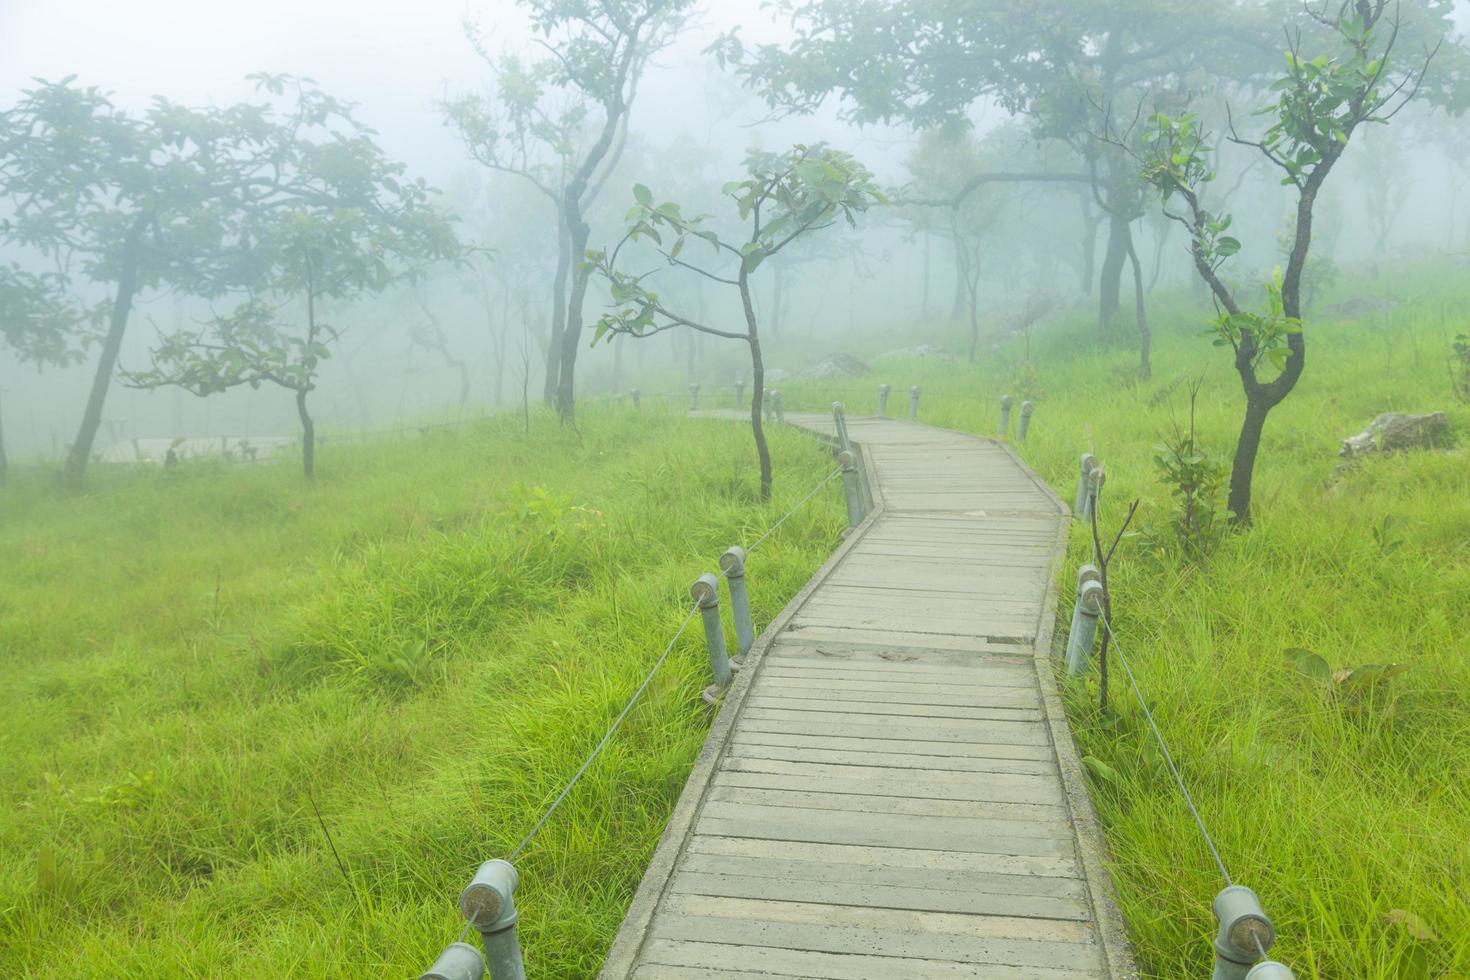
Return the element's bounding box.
[296,387,316,480]
[1097,214,1129,334]
[66,218,146,487]
[0,385,8,485]
[950,223,967,321]
[555,212,593,422]
[1126,235,1150,380]
[1227,398,1270,525]
[544,215,570,406]
[1078,188,1100,296]
[920,231,932,318]
[738,268,772,502]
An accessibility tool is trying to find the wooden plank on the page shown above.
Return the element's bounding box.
[662,893,1094,944]
[745,694,1043,723]
[748,677,1041,709]
[686,835,1082,879]
[730,729,1055,762]
[678,849,1089,898]
[649,915,1105,972]
[707,782,1061,824]
[638,938,1102,979]
[728,737,1055,773]
[739,709,1050,746]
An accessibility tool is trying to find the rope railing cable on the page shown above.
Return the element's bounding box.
[505,602,701,864]
[1100,614,1234,888]
[745,466,843,555]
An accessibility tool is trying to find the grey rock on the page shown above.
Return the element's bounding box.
[796,353,871,380]
[1340,412,1451,458]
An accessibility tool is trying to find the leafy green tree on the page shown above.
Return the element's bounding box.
[711,0,1282,341]
[588,145,884,500]
[1139,2,1443,524]
[448,0,692,423]
[0,75,447,484]
[443,51,583,406]
[0,267,99,482]
[123,150,458,479]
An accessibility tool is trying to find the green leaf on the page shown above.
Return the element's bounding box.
[1082,756,1120,787]
[1284,647,1331,684]
[633,183,652,207]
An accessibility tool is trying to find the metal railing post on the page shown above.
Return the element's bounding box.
[839,450,865,528]
[1073,453,1098,516]
[1019,400,1034,442]
[1212,886,1294,979]
[688,383,700,412]
[832,401,851,452]
[692,573,732,701]
[629,388,640,411]
[735,379,745,409]
[772,390,784,422]
[458,860,525,980]
[878,384,890,417]
[720,546,754,659]
[421,943,485,980]
[1065,579,1104,677]
[1084,463,1106,522]
[1000,395,1013,437]
[909,385,920,420]
[1062,564,1101,661]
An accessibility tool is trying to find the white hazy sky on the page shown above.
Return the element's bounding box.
[0,0,911,189]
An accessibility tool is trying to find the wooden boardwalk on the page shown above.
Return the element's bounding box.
[600,414,1136,979]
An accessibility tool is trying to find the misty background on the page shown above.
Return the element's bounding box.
[2,0,1467,460]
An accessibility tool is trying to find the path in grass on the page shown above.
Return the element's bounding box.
[601,412,1136,979]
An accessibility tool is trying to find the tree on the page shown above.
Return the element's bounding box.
[711,0,1283,341]
[443,51,582,406]
[1139,2,1442,524]
[120,78,459,479]
[448,0,692,422]
[588,145,884,500]
[0,267,98,482]
[0,75,441,485]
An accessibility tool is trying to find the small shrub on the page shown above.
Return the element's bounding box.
[1147,381,1227,562]
[1451,333,1470,402]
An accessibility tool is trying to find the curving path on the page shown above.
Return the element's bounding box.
[599,414,1137,979]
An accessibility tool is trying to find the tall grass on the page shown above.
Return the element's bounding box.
[778,261,1470,978]
[0,406,843,976]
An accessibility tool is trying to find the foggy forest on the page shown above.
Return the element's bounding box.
[3,0,1469,977]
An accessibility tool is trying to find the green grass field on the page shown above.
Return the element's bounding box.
[776,262,1470,979]
[0,409,844,977]
[4,261,1468,979]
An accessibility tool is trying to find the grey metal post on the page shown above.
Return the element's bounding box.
[1062,564,1101,661]
[1212,886,1294,980]
[688,383,700,412]
[839,450,865,528]
[771,390,784,422]
[832,401,851,452]
[720,546,754,658]
[735,379,745,409]
[1084,464,1106,522]
[1000,395,1014,437]
[878,384,890,416]
[1073,453,1098,516]
[421,943,485,980]
[459,860,525,980]
[1065,579,1104,677]
[909,386,920,420]
[692,573,732,700]
[629,388,640,410]
[1018,400,1034,441]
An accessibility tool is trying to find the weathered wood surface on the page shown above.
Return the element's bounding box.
[600,414,1136,979]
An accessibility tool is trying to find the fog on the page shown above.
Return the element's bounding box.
[2,0,1467,463]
